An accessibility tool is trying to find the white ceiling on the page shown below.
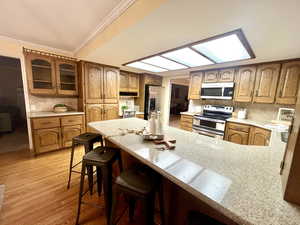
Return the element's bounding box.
[82,0,300,76]
[0,0,123,51]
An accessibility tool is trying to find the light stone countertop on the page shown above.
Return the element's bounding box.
[180,111,198,116]
[89,118,300,225]
[227,118,290,131]
[29,111,85,118]
[135,111,144,115]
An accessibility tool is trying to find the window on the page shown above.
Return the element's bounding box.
[124,29,254,72]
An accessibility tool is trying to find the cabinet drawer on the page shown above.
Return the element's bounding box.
[181,125,192,131]
[180,121,193,128]
[227,122,250,133]
[32,117,60,129]
[180,115,193,123]
[61,115,83,126]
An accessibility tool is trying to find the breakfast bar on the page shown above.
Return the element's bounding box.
[89,118,300,225]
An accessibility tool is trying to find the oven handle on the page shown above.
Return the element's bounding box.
[193,116,225,124]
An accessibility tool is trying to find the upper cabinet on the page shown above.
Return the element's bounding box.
[119,71,139,95]
[188,72,203,99]
[276,61,300,105]
[103,67,119,104]
[85,63,103,104]
[253,63,281,103]
[234,66,257,102]
[26,54,56,95]
[204,68,234,83]
[25,52,78,97]
[56,60,78,96]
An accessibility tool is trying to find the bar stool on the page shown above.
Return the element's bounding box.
[67,132,103,192]
[187,211,226,225]
[110,168,165,225]
[75,146,123,225]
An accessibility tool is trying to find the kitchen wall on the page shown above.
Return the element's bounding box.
[189,99,295,122]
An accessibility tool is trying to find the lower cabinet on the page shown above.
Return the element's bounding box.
[224,122,271,146]
[31,115,84,154]
[34,128,61,153]
[136,113,144,119]
[180,114,193,131]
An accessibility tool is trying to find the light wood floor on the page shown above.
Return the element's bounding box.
[0,148,153,225]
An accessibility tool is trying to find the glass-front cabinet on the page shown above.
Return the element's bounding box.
[56,60,78,96]
[25,52,78,96]
[26,54,56,95]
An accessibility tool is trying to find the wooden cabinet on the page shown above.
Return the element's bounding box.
[180,114,193,131]
[103,104,119,120]
[276,61,300,105]
[224,128,249,145]
[203,69,234,83]
[188,72,203,99]
[103,67,119,104]
[26,53,57,95]
[253,63,281,103]
[31,115,84,154]
[85,63,103,104]
[25,52,78,96]
[33,128,61,153]
[225,122,271,146]
[234,66,257,102]
[136,113,144,119]
[249,126,271,146]
[119,71,139,94]
[56,60,78,96]
[204,70,219,83]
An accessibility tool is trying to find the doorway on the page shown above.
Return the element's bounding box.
[0,55,29,153]
[169,78,190,128]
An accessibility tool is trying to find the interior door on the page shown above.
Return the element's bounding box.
[103,67,119,104]
[276,61,300,105]
[85,63,103,103]
[253,63,281,103]
[234,66,257,102]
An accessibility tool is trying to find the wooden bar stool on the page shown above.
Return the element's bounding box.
[110,168,165,225]
[187,211,226,225]
[67,132,103,193]
[75,146,123,225]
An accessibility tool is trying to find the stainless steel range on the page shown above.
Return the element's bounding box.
[193,105,233,138]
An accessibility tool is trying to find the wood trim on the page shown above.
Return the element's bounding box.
[23,47,77,61]
[188,47,217,63]
[79,60,119,69]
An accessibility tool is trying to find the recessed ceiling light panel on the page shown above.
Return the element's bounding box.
[192,34,251,63]
[141,56,187,70]
[126,61,167,72]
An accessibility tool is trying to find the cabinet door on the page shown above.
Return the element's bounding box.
[224,128,249,145]
[62,125,83,148]
[34,128,61,153]
[219,68,235,82]
[188,73,203,99]
[204,70,219,83]
[128,73,139,93]
[249,127,271,146]
[276,61,300,105]
[103,67,119,104]
[253,63,281,103]
[86,104,103,131]
[56,60,78,96]
[103,104,119,120]
[26,53,56,95]
[85,63,103,103]
[234,66,256,102]
[120,71,129,92]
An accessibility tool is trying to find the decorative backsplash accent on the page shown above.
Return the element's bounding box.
[189,99,295,122]
[29,95,78,112]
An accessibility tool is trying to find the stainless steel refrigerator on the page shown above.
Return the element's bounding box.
[144,85,163,120]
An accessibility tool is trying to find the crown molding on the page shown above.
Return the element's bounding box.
[0,35,73,56]
[74,0,137,54]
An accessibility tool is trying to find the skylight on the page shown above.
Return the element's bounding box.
[192,34,251,63]
[126,61,167,72]
[162,48,214,67]
[123,29,254,72]
[142,56,187,70]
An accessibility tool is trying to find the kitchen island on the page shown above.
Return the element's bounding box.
[89,118,300,225]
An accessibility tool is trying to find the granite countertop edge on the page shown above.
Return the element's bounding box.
[29,111,85,118]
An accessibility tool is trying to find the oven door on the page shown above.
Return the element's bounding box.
[193,117,225,137]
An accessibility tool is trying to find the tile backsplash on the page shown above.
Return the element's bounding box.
[189,99,295,122]
[29,95,78,112]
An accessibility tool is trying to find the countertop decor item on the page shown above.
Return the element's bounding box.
[53,104,68,113]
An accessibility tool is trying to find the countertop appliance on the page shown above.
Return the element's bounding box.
[144,85,162,120]
[193,105,233,138]
[201,82,234,100]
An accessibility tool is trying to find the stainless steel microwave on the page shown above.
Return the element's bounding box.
[200,82,234,100]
